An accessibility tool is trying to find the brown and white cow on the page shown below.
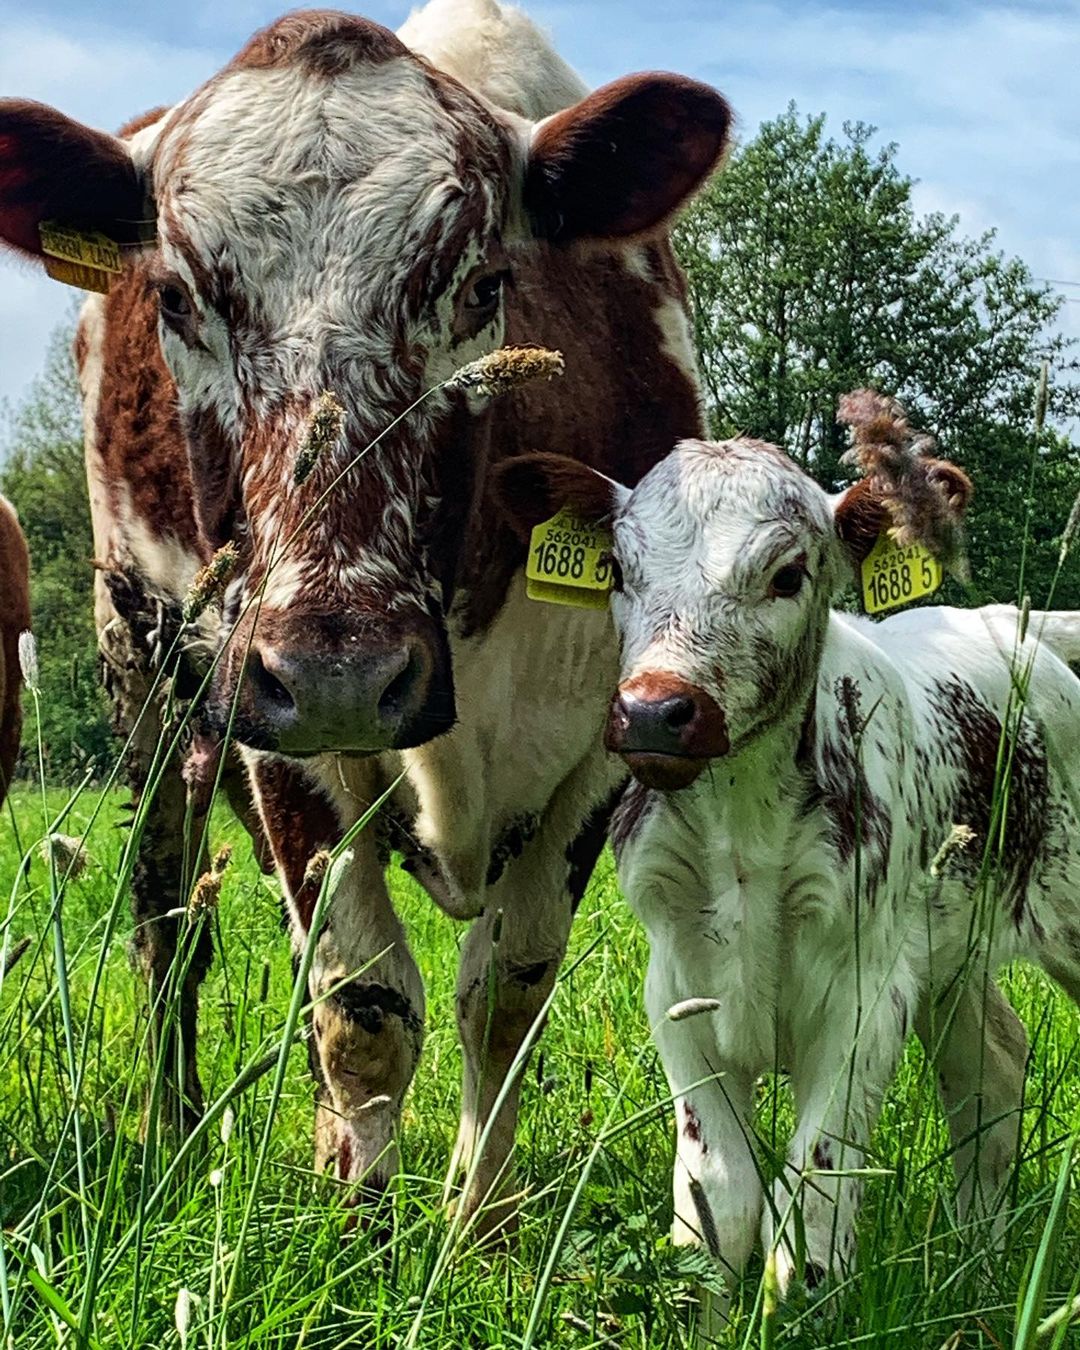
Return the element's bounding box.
[0,493,30,803]
[0,0,729,1223]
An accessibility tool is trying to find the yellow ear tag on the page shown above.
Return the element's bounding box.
[525,507,614,610]
[39,221,123,294]
[861,533,942,614]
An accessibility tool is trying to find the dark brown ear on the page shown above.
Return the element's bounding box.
[0,99,150,260]
[524,73,732,243]
[490,453,627,540]
[833,479,890,564]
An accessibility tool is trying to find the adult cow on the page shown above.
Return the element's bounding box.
[0,0,729,1225]
[0,494,30,804]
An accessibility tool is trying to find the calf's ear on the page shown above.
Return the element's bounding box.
[832,388,972,570]
[491,452,628,540]
[0,100,151,261]
[524,73,732,243]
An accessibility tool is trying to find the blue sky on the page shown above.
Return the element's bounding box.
[1,0,1078,410]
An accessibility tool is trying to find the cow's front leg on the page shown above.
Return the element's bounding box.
[650,1011,759,1277]
[451,778,621,1234]
[252,760,424,1202]
[767,982,909,1291]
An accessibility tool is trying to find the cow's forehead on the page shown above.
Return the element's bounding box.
[618,439,832,568]
[151,15,512,281]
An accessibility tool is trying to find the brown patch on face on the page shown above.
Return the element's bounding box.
[226,11,409,77]
[93,258,204,558]
[0,496,30,803]
[252,758,341,930]
[607,671,729,791]
[182,402,240,549]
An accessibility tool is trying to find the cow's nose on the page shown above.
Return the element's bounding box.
[241,632,455,755]
[604,671,729,791]
[607,690,698,756]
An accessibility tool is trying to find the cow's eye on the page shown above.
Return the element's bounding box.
[464,269,507,316]
[769,564,806,599]
[156,280,197,339]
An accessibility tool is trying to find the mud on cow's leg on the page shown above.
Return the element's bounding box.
[253,759,424,1207]
[451,774,623,1235]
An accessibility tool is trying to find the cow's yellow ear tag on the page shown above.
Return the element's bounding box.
[861,533,942,614]
[526,507,614,610]
[39,221,123,293]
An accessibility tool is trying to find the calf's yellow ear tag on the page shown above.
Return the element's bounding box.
[526,506,614,610]
[861,533,942,615]
[39,221,123,294]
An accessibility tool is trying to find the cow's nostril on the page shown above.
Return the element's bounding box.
[662,696,697,730]
[248,649,295,709]
[378,651,421,718]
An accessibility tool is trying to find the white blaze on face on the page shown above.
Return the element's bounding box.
[610,440,844,750]
[146,43,512,614]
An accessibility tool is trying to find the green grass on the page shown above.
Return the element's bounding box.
[2,783,1079,1349]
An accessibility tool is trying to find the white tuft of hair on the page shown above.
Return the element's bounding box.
[398,0,588,119]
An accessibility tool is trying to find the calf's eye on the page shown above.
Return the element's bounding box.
[600,551,624,593]
[769,564,805,599]
[155,280,198,341]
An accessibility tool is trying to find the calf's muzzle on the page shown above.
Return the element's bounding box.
[225,611,455,755]
[605,671,729,790]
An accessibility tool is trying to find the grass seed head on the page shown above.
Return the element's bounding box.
[448,345,564,398]
[17,630,38,693]
[41,833,88,878]
[188,868,223,924]
[295,391,346,485]
[183,542,240,623]
[929,823,976,878]
[303,849,332,891]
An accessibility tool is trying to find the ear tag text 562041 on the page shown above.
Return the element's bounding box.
[39,221,123,294]
[861,533,942,615]
[526,507,614,610]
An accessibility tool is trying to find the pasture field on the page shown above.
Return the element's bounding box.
[1,782,1079,1349]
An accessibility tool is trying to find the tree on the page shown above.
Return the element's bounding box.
[674,107,1080,608]
[1,321,112,780]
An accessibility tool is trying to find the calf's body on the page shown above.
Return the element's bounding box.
[0,494,30,802]
[495,416,1079,1289]
[615,601,1080,1283]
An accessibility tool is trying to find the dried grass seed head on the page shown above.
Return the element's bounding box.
[448,345,564,398]
[295,391,346,485]
[183,542,240,623]
[838,388,971,573]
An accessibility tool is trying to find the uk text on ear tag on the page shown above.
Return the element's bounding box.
[525,507,614,610]
[39,221,123,294]
[861,533,942,615]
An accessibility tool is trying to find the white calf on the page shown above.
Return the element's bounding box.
[494,394,1080,1291]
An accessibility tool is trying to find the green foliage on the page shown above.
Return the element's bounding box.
[1,320,111,781]
[674,106,1080,608]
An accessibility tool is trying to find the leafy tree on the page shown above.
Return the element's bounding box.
[674,107,1080,608]
[1,321,111,780]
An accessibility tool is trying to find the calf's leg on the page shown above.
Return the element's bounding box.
[918,974,1028,1231]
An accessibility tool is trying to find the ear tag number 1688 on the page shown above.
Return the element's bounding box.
[526,508,614,610]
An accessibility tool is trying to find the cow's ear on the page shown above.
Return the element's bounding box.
[524,73,732,243]
[0,100,150,261]
[491,452,628,540]
[832,388,972,569]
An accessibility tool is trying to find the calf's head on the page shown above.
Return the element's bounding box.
[495,396,970,789]
[0,10,731,756]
